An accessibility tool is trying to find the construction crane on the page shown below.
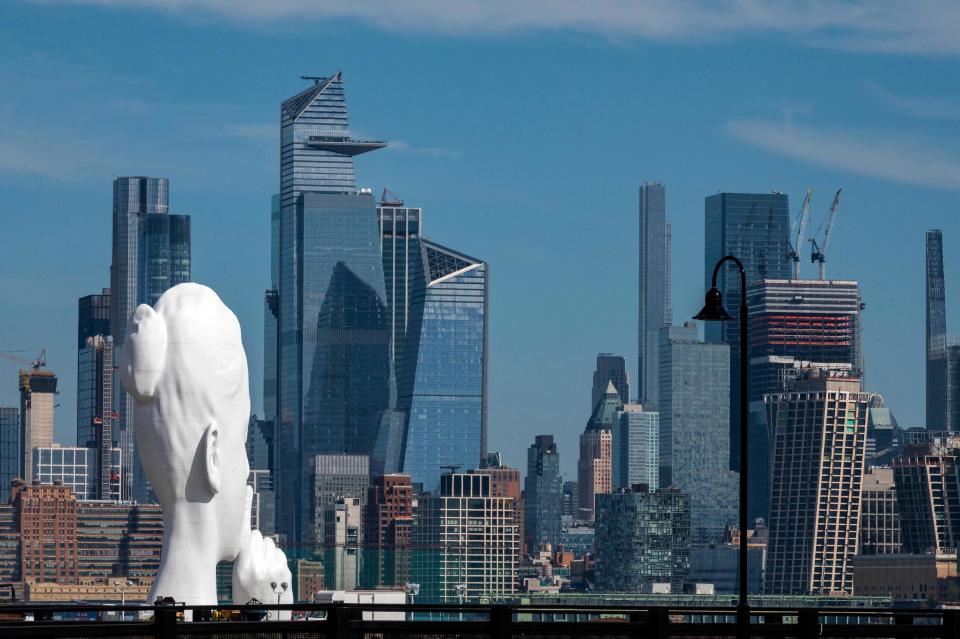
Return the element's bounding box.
[380,188,404,207]
[0,349,46,370]
[809,189,842,280]
[786,188,813,280]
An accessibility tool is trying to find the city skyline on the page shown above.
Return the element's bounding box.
[2,2,960,479]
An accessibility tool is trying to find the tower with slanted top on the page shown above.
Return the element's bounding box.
[274,72,391,548]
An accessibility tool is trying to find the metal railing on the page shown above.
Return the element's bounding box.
[0,602,958,638]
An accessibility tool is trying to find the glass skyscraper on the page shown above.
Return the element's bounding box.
[109,176,191,501]
[638,182,671,407]
[659,323,738,546]
[926,230,960,432]
[77,288,110,350]
[274,73,390,546]
[398,240,487,492]
[524,435,563,551]
[0,407,18,490]
[704,192,790,470]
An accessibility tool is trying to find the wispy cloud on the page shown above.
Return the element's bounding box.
[863,82,960,121]
[24,0,960,56]
[389,140,461,159]
[725,118,960,190]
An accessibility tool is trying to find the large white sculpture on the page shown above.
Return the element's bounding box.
[119,283,293,612]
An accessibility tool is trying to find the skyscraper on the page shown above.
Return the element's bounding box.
[524,435,563,552]
[0,407,18,490]
[612,403,659,491]
[77,289,110,350]
[859,467,901,556]
[398,240,488,492]
[705,192,791,470]
[592,354,630,409]
[76,335,115,500]
[658,323,737,545]
[638,182,671,407]
[110,176,191,502]
[764,372,870,595]
[745,277,862,522]
[274,73,390,546]
[577,382,617,521]
[926,230,960,432]
[19,368,57,484]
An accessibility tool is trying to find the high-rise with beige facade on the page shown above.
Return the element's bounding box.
[764,373,871,595]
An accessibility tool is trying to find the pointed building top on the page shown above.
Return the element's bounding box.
[605,380,618,395]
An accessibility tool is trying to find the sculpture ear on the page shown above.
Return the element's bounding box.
[119,304,167,403]
[202,421,221,495]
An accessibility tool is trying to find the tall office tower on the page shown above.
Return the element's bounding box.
[311,454,370,552]
[275,74,390,547]
[592,354,630,409]
[659,324,737,545]
[746,277,862,522]
[894,434,960,553]
[364,474,414,588]
[524,435,563,552]
[577,382,617,521]
[0,408,18,489]
[613,403,659,490]
[926,230,960,431]
[110,176,191,502]
[18,368,57,484]
[248,469,275,534]
[412,472,519,603]
[594,485,690,593]
[764,373,870,595]
[32,446,122,501]
[77,289,110,350]
[398,240,488,492]
[76,335,115,500]
[375,202,423,475]
[638,182,671,407]
[246,416,275,474]
[705,192,790,470]
[859,467,901,555]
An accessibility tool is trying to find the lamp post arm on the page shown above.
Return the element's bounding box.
[709,255,746,293]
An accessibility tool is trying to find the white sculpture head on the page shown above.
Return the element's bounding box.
[120,283,251,593]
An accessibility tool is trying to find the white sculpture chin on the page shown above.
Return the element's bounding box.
[119,283,292,614]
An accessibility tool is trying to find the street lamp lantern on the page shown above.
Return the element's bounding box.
[696,254,749,639]
[694,287,733,322]
[271,581,288,621]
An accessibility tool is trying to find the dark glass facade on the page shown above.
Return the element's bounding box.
[704,192,790,470]
[926,230,959,432]
[77,289,110,350]
[0,407,18,490]
[398,241,487,492]
[638,182,670,406]
[109,176,190,502]
[524,435,563,551]
[275,74,390,547]
[592,353,630,409]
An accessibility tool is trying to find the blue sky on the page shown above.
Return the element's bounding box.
[1,1,959,478]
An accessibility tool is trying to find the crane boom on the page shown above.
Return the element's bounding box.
[809,188,841,280]
[787,188,813,280]
[0,349,46,369]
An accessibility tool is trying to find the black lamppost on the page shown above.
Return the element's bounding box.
[694,254,749,637]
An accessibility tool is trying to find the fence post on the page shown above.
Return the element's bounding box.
[490,604,511,639]
[646,607,669,639]
[154,607,177,639]
[797,609,820,639]
[944,609,960,639]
